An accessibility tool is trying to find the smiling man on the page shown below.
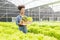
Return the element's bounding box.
[16,5,27,33]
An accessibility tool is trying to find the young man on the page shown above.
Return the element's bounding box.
[16,5,27,33]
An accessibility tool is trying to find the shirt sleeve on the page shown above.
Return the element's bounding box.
[16,17,20,25]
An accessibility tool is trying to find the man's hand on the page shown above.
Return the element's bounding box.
[18,20,32,25]
[26,21,32,24]
[19,20,27,25]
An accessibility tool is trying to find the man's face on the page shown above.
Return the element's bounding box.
[20,8,25,15]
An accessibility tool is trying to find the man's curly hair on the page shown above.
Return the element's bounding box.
[18,5,25,10]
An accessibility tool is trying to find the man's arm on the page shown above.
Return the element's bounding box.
[18,20,24,25]
[16,17,26,25]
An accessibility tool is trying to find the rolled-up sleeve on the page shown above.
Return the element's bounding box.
[16,16,22,25]
[16,17,19,25]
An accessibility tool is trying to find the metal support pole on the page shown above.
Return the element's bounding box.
[28,9,29,16]
[39,7,40,21]
[5,1,8,22]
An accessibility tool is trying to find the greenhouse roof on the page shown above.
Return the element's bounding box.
[7,0,59,9]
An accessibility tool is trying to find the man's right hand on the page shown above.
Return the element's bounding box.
[19,20,27,25]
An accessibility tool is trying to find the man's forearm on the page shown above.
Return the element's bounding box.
[18,21,23,25]
[18,21,26,25]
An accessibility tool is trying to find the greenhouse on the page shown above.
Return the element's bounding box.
[0,0,60,21]
[0,0,60,40]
